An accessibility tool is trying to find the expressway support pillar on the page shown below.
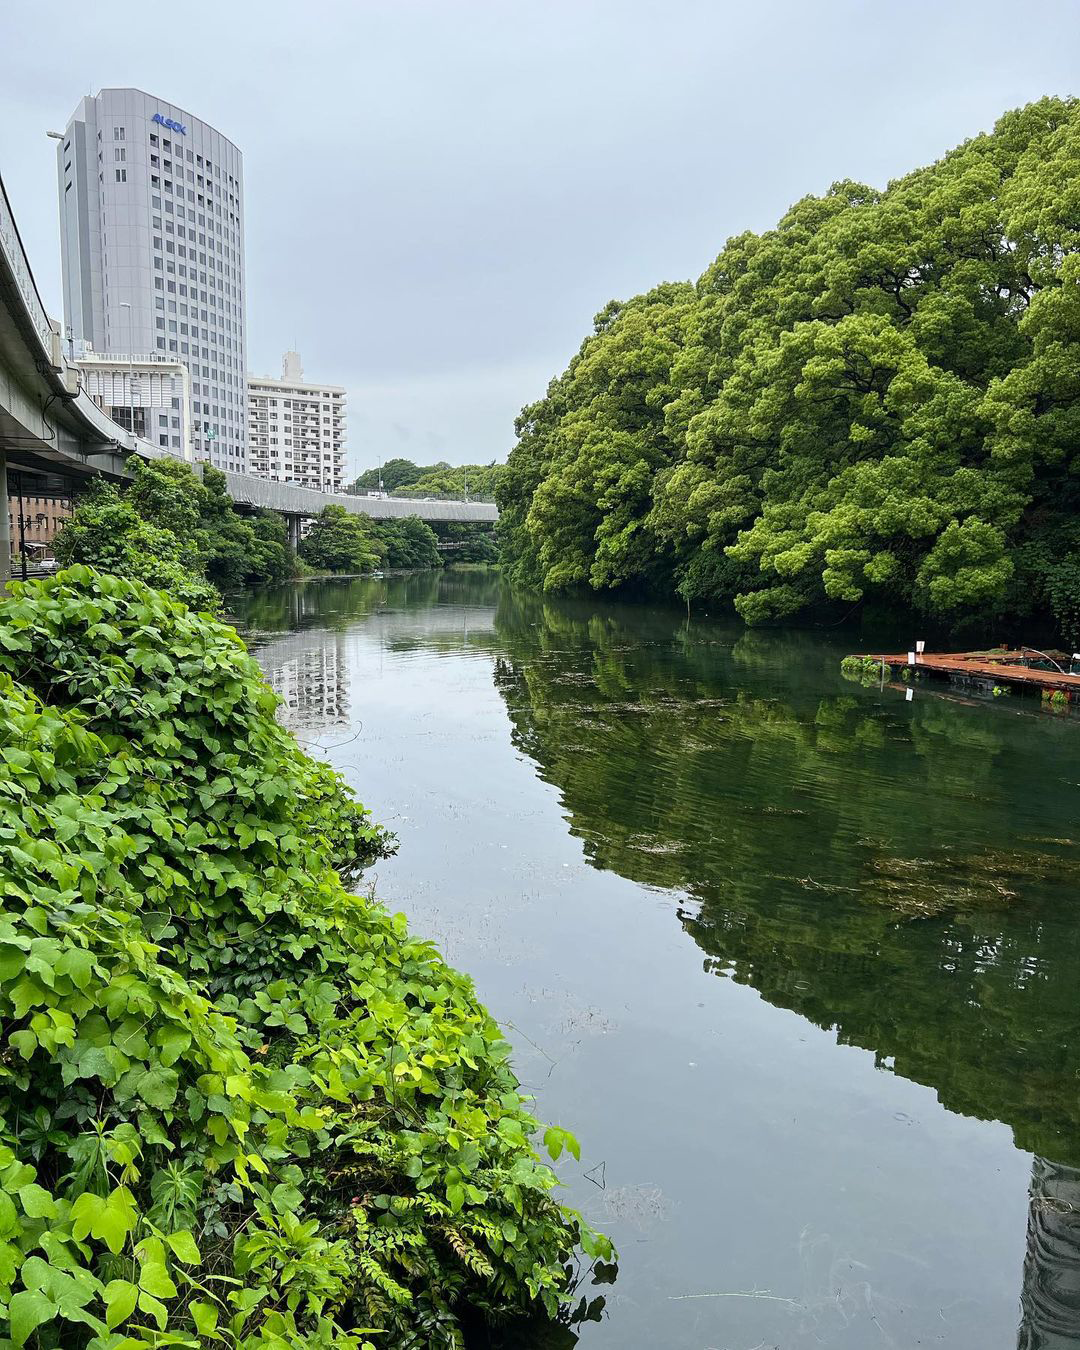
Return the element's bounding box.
[287,514,301,552]
[0,452,9,591]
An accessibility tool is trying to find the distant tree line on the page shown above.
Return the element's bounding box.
[497,97,1080,641]
[54,461,498,604]
[299,506,498,572]
[347,458,504,501]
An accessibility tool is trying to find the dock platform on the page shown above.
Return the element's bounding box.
[849,649,1080,697]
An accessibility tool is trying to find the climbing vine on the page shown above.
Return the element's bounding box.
[0,567,610,1348]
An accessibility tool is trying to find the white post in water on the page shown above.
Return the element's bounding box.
[0,452,9,591]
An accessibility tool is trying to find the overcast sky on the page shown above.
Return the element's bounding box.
[2,1,1077,476]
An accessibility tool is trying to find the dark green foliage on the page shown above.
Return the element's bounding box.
[372,518,442,570]
[434,524,500,564]
[299,506,381,574]
[196,469,295,590]
[497,97,1080,639]
[56,461,297,603]
[347,459,440,494]
[0,568,610,1347]
[53,479,219,612]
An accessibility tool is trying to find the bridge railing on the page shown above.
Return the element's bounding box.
[0,174,55,361]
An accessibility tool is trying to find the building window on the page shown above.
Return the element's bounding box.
[114,126,125,141]
[114,148,126,162]
[115,168,127,182]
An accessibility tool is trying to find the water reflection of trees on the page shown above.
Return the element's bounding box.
[493,589,1080,1162]
[493,590,1080,1345]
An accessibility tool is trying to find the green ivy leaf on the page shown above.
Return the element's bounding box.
[190,1299,219,1334]
[17,1183,57,1219]
[104,1278,138,1329]
[8,1289,57,1346]
[135,1065,179,1109]
[0,1190,19,1238]
[164,1229,200,1265]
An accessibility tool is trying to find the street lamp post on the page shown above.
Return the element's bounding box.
[15,475,27,582]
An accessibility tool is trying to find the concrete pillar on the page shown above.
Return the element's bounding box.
[0,453,9,591]
[287,514,300,551]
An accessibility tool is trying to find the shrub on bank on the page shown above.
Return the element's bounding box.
[0,567,609,1347]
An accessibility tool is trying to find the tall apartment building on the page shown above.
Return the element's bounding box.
[248,352,346,493]
[57,88,246,470]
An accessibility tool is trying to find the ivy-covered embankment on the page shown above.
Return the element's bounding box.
[0,567,609,1349]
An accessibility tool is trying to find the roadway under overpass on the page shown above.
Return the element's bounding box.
[0,169,496,585]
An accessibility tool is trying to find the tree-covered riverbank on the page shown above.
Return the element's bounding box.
[496,97,1080,642]
[53,460,496,603]
[0,568,609,1346]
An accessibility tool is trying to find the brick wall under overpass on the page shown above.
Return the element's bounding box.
[220,471,498,524]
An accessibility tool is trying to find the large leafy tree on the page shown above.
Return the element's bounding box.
[497,96,1080,638]
[56,461,297,601]
[299,505,381,574]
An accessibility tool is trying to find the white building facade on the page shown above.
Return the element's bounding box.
[57,88,247,470]
[248,353,346,493]
[75,343,192,461]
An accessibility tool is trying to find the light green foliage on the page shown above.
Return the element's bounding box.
[347,461,502,501]
[840,655,887,684]
[299,506,381,574]
[497,98,1080,637]
[398,464,503,502]
[0,569,610,1347]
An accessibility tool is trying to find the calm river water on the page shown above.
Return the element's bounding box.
[233,570,1080,1350]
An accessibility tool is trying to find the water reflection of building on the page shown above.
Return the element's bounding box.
[257,632,350,732]
[1019,1159,1080,1348]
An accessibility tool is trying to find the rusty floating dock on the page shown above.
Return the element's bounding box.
[849,648,1080,697]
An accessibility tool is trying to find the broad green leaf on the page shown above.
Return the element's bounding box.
[104,1278,138,1329]
[191,1300,219,1334]
[18,1183,57,1219]
[8,1290,56,1346]
[164,1229,200,1265]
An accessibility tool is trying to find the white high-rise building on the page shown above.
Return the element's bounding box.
[57,88,247,470]
[248,353,347,493]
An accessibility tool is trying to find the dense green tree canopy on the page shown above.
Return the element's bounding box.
[398,465,503,502]
[497,97,1080,639]
[347,459,444,493]
[299,506,381,574]
[374,517,442,570]
[347,461,502,501]
[56,461,296,603]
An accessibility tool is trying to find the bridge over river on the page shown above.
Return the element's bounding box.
[0,170,495,582]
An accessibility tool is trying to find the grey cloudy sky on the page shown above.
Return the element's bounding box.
[2,1,1078,477]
